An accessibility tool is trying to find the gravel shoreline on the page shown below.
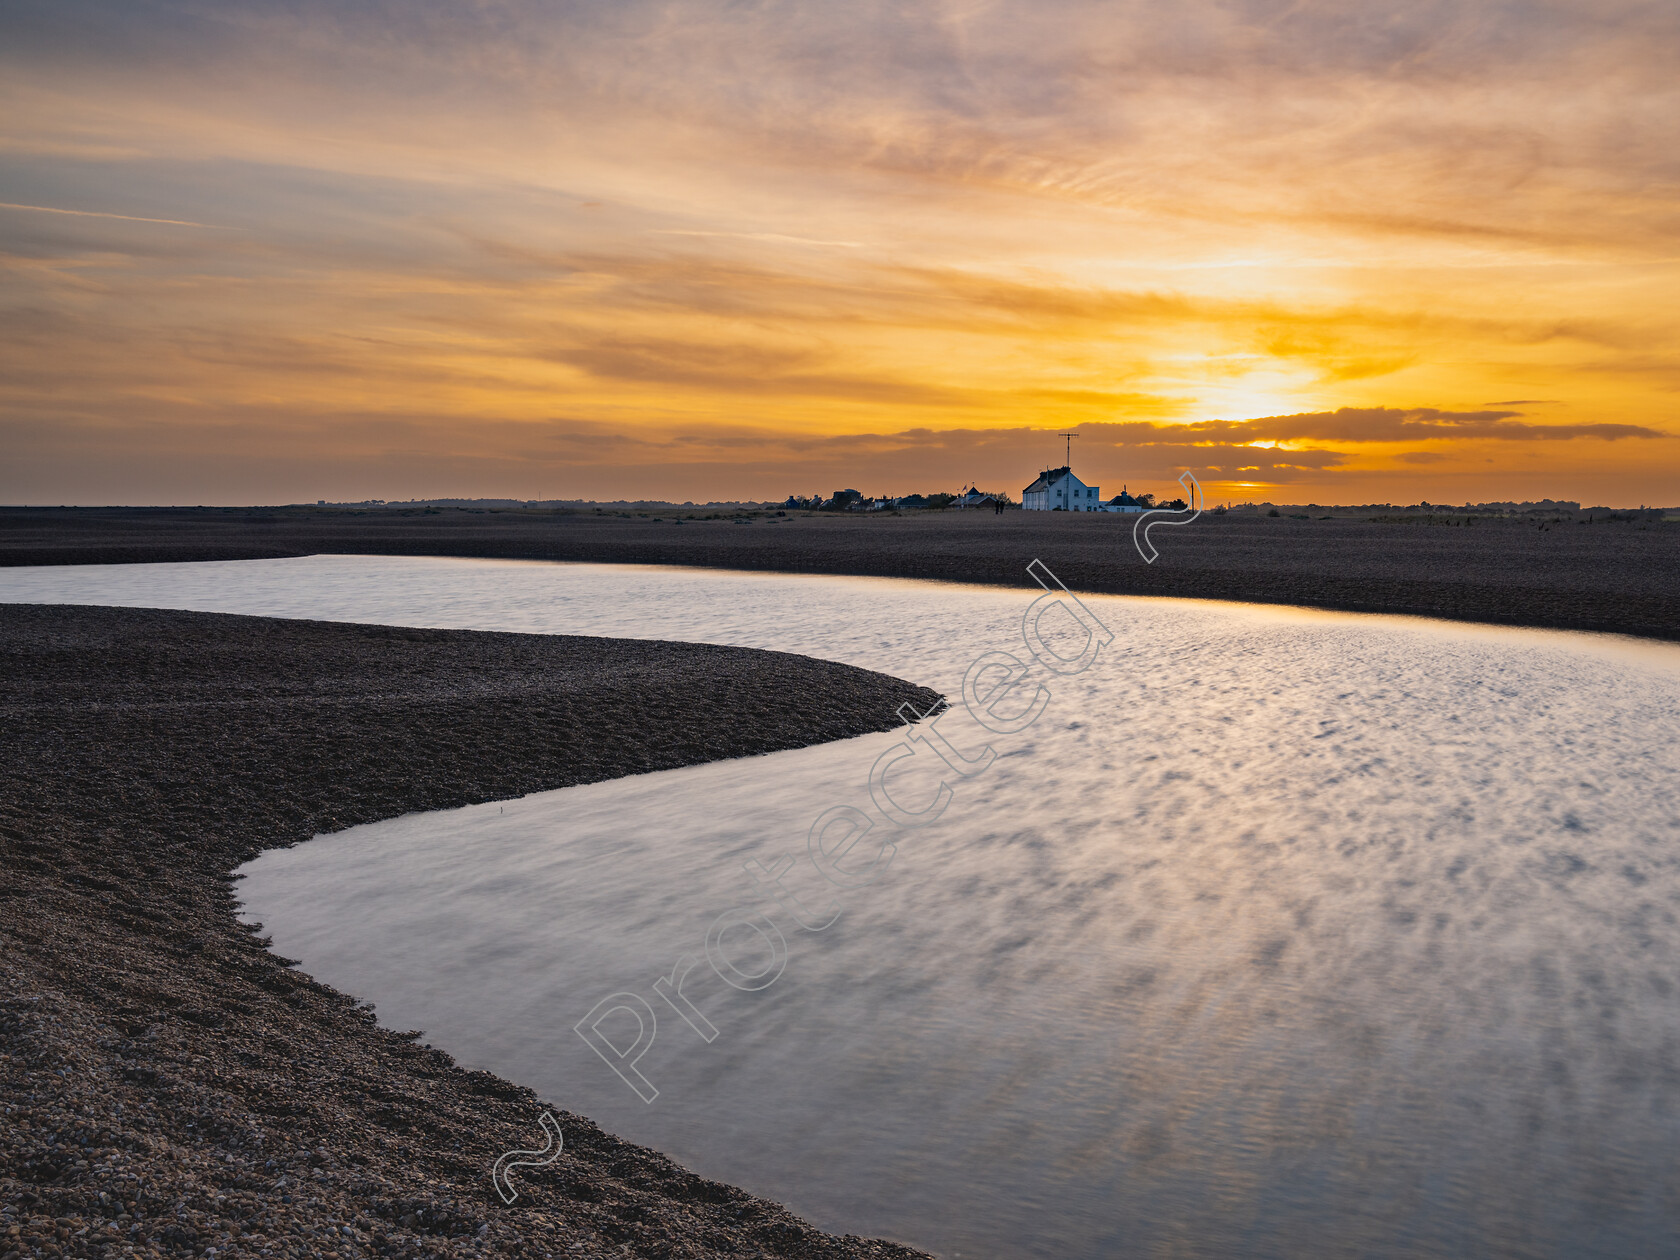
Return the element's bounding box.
[3,506,1676,641]
[1,604,943,1260]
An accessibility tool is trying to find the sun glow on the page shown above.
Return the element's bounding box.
[1,1,1676,504]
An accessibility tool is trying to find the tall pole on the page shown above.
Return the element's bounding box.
[1058,432,1077,467]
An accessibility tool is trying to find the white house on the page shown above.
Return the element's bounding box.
[1022,466,1101,511]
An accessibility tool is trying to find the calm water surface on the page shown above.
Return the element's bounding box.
[6,556,1680,1259]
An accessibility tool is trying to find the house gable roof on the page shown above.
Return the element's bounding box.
[1023,466,1080,495]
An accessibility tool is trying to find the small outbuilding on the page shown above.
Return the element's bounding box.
[1099,489,1147,513]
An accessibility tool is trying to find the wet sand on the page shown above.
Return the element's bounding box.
[0,604,941,1260]
[3,506,1676,641]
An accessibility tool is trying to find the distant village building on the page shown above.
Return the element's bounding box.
[1022,466,1100,511]
[952,486,999,510]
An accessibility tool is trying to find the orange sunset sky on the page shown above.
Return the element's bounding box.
[2,0,1677,506]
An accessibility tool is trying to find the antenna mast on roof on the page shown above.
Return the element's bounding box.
[1058,432,1077,467]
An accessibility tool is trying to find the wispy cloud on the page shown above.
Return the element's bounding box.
[0,201,230,228]
[651,230,863,249]
[1156,408,1669,444]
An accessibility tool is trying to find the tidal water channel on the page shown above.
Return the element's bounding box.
[6,556,1680,1258]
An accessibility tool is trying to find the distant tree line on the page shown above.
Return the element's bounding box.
[784,488,1018,511]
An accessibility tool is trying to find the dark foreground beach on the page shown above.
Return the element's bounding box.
[3,505,1677,641]
[1,605,942,1260]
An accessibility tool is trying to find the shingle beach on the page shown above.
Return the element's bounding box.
[0,605,941,1260]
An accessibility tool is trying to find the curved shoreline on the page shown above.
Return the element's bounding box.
[0,604,941,1260]
[2,507,1677,643]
